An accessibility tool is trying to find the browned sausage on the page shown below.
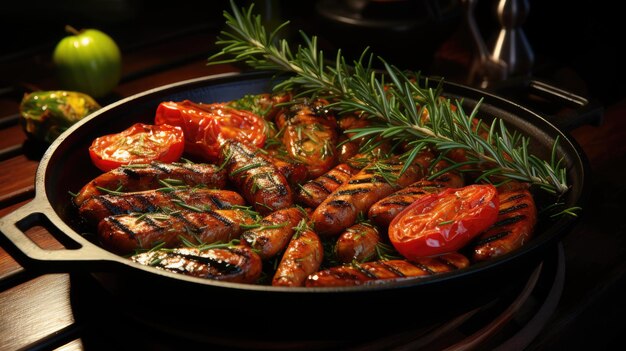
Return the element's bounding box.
[334,222,381,263]
[272,224,324,287]
[305,252,469,287]
[98,208,255,255]
[275,99,338,178]
[368,161,464,228]
[472,189,537,261]
[74,161,227,206]
[79,188,246,226]
[240,207,308,260]
[295,163,356,208]
[131,245,262,284]
[311,152,433,237]
[220,140,293,215]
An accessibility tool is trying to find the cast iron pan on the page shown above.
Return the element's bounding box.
[0,71,589,341]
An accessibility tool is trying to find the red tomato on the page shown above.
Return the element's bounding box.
[388,184,499,259]
[154,100,267,162]
[89,123,184,172]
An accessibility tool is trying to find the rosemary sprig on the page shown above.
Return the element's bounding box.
[209,0,570,195]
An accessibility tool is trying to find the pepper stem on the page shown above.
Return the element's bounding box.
[64,25,81,35]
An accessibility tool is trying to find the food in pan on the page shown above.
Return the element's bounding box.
[72,89,541,287]
[70,2,575,287]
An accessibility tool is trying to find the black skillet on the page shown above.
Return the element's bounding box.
[0,71,589,341]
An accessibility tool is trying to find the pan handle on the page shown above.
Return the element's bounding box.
[0,200,122,272]
[487,77,604,131]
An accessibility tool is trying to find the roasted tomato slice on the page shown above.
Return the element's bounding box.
[89,123,184,172]
[388,184,499,259]
[154,100,267,162]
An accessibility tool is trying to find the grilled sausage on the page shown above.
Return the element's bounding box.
[79,188,246,226]
[334,222,381,263]
[472,189,537,262]
[272,225,324,287]
[220,140,293,215]
[240,207,308,260]
[98,208,255,255]
[305,252,469,287]
[311,153,433,236]
[368,162,464,228]
[131,245,262,284]
[295,163,357,208]
[275,99,338,178]
[74,161,227,206]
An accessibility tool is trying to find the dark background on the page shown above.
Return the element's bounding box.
[1,0,623,105]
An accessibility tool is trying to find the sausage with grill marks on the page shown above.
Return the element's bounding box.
[368,162,464,228]
[240,207,308,260]
[472,189,537,262]
[220,140,293,215]
[305,252,469,287]
[311,152,434,237]
[272,226,324,287]
[98,208,255,255]
[295,163,357,208]
[131,245,262,284]
[79,188,246,226]
[74,161,228,206]
[334,222,381,263]
[275,99,338,179]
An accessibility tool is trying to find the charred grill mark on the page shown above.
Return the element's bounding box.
[141,215,165,230]
[205,210,235,227]
[348,177,377,185]
[493,215,525,227]
[179,163,203,174]
[498,203,529,215]
[174,253,243,275]
[321,174,342,185]
[327,200,352,208]
[435,256,462,270]
[397,189,429,196]
[230,141,257,159]
[380,261,406,277]
[170,212,201,233]
[348,177,370,185]
[122,168,140,179]
[209,195,227,209]
[133,195,157,212]
[330,270,361,281]
[502,193,527,204]
[150,162,172,174]
[474,231,511,245]
[107,217,136,239]
[309,180,332,194]
[382,200,413,207]
[336,188,370,196]
[97,196,125,216]
[226,246,252,259]
[409,261,436,275]
[352,263,378,279]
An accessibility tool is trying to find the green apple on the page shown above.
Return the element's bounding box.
[53,26,121,98]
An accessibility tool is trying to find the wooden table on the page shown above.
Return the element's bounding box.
[1,21,626,351]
